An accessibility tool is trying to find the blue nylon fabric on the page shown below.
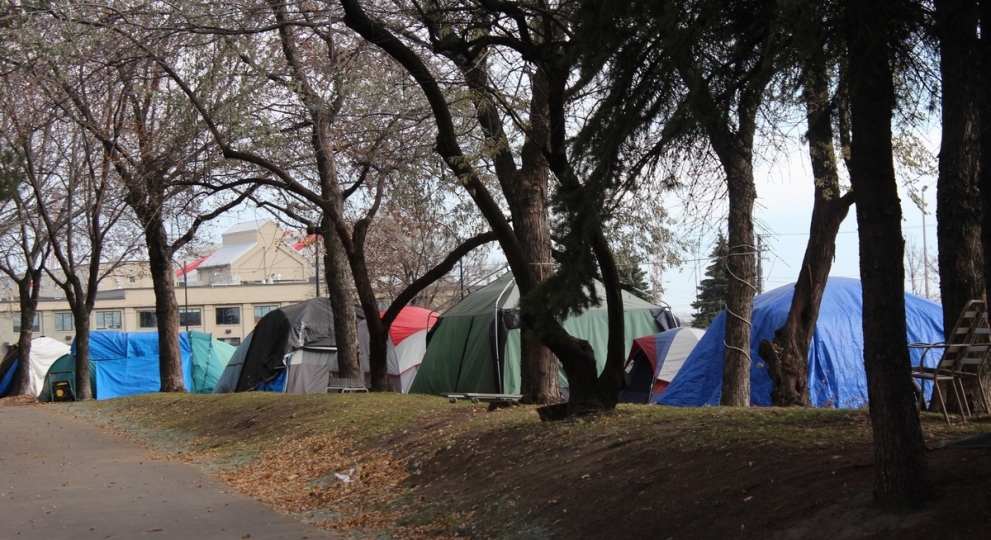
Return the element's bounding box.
[658,278,944,408]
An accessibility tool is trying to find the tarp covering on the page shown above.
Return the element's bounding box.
[80,331,234,399]
[410,272,666,395]
[213,333,253,393]
[658,278,945,408]
[188,331,237,394]
[26,337,72,396]
[83,331,194,400]
[0,347,18,397]
[620,327,705,404]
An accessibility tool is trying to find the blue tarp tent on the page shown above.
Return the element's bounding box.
[79,331,234,399]
[658,278,945,408]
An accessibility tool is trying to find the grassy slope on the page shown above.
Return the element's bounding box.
[57,393,991,540]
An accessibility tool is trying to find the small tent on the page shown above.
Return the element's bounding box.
[38,353,77,402]
[214,298,397,394]
[0,337,72,399]
[657,278,945,408]
[26,337,72,397]
[410,272,673,396]
[381,307,440,393]
[620,327,705,404]
[82,330,234,399]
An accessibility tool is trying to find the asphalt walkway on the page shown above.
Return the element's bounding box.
[0,403,334,539]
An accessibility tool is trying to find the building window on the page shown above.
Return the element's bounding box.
[219,337,242,346]
[138,310,157,328]
[129,276,137,283]
[12,313,40,333]
[54,312,75,332]
[96,311,122,330]
[215,307,240,325]
[179,308,202,327]
[254,305,277,323]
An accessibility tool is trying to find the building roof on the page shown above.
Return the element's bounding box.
[196,242,256,269]
[223,219,269,235]
[176,252,216,277]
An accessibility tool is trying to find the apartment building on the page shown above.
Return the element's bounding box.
[0,219,320,354]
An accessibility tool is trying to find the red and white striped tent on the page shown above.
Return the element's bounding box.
[383,307,440,393]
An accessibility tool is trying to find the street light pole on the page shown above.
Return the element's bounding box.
[922,185,929,299]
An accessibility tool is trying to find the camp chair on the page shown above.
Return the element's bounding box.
[910,299,987,424]
[950,310,991,418]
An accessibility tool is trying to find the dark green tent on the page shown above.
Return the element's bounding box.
[410,273,668,395]
[38,354,76,402]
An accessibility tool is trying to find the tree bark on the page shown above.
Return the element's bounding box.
[72,308,93,400]
[760,56,854,407]
[349,216,390,391]
[978,0,991,415]
[512,68,558,404]
[934,0,985,415]
[843,0,929,510]
[14,271,41,396]
[935,0,984,328]
[720,152,757,406]
[143,217,185,393]
[320,217,362,381]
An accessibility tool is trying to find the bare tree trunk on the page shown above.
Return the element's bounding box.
[348,220,390,391]
[321,218,362,381]
[935,0,985,415]
[843,0,929,510]
[72,309,93,400]
[144,219,185,393]
[935,0,984,329]
[14,265,43,396]
[720,153,757,407]
[978,0,991,416]
[760,56,854,407]
[14,293,35,396]
[514,69,558,404]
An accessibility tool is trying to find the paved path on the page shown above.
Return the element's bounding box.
[0,403,334,539]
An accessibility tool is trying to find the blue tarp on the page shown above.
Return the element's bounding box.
[0,358,17,396]
[78,332,194,400]
[658,278,945,408]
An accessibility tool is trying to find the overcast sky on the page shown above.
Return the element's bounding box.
[658,143,938,320]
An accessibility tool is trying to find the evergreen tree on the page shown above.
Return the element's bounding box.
[0,149,23,201]
[691,234,729,328]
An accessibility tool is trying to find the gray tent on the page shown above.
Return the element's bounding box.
[213,298,395,394]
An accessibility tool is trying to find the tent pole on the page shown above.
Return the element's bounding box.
[492,278,515,394]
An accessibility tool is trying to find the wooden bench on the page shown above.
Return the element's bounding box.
[444,392,522,404]
[327,377,368,393]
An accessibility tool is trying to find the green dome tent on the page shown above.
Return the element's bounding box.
[410,273,672,396]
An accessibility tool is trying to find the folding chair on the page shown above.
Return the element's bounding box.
[910,299,987,424]
[950,310,991,417]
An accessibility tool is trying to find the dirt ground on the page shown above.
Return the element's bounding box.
[5,393,991,540]
[399,409,991,540]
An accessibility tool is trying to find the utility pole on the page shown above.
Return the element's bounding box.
[756,234,764,294]
[183,261,189,334]
[307,225,321,297]
[921,185,929,299]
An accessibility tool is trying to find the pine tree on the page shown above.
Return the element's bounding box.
[691,234,729,328]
